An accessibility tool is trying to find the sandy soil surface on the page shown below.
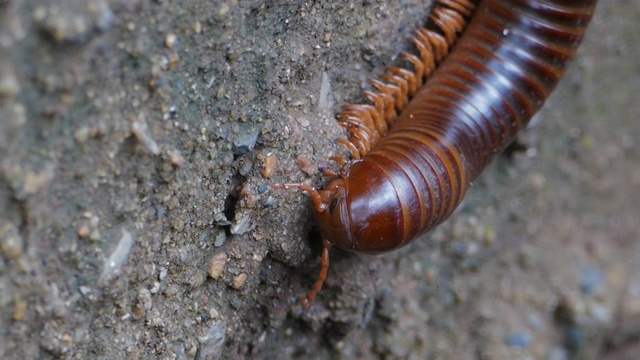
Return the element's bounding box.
[1,1,638,359]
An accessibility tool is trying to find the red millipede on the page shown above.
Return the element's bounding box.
[274,0,597,307]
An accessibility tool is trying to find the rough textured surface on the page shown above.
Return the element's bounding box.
[0,1,638,359]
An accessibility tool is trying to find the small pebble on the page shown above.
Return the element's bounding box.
[252,253,263,262]
[0,222,23,259]
[60,331,72,344]
[213,230,226,247]
[131,114,160,155]
[230,214,252,235]
[209,308,219,319]
[263,196,276,207]
[74,127,91,144]
[260,153,277,178]
[77,224,91,239]
[192,21,202,34]
[208,252,227,279]
[100,230,134,281]
[159,267,168,280]
[238,158,253,176]
[89,229,101,242]
[149,281,161,294]
[231,273,247,289]
[165,32,177,48]
[168,149,185,167]
[232,128,260,156]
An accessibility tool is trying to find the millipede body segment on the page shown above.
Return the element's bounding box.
[274,0,597,306]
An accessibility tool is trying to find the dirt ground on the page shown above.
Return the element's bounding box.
[1,1,638,359]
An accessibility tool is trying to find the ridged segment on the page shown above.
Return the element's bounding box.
[336,0,478,158]
[348,0,596,249]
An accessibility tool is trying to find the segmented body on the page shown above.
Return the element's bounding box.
[275,0,597,306]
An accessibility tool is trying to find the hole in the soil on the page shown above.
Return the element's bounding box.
[223,192,238,225]
[220,175,247,234]
[305,227,323,253]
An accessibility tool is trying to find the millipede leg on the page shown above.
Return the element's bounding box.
[330,155,347,165]
[337,138,361,159]
[272,182,328,213]
[321,168,339,178]
[300,238,332,308]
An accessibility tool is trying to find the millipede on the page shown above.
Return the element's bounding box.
[274,0,597,307]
